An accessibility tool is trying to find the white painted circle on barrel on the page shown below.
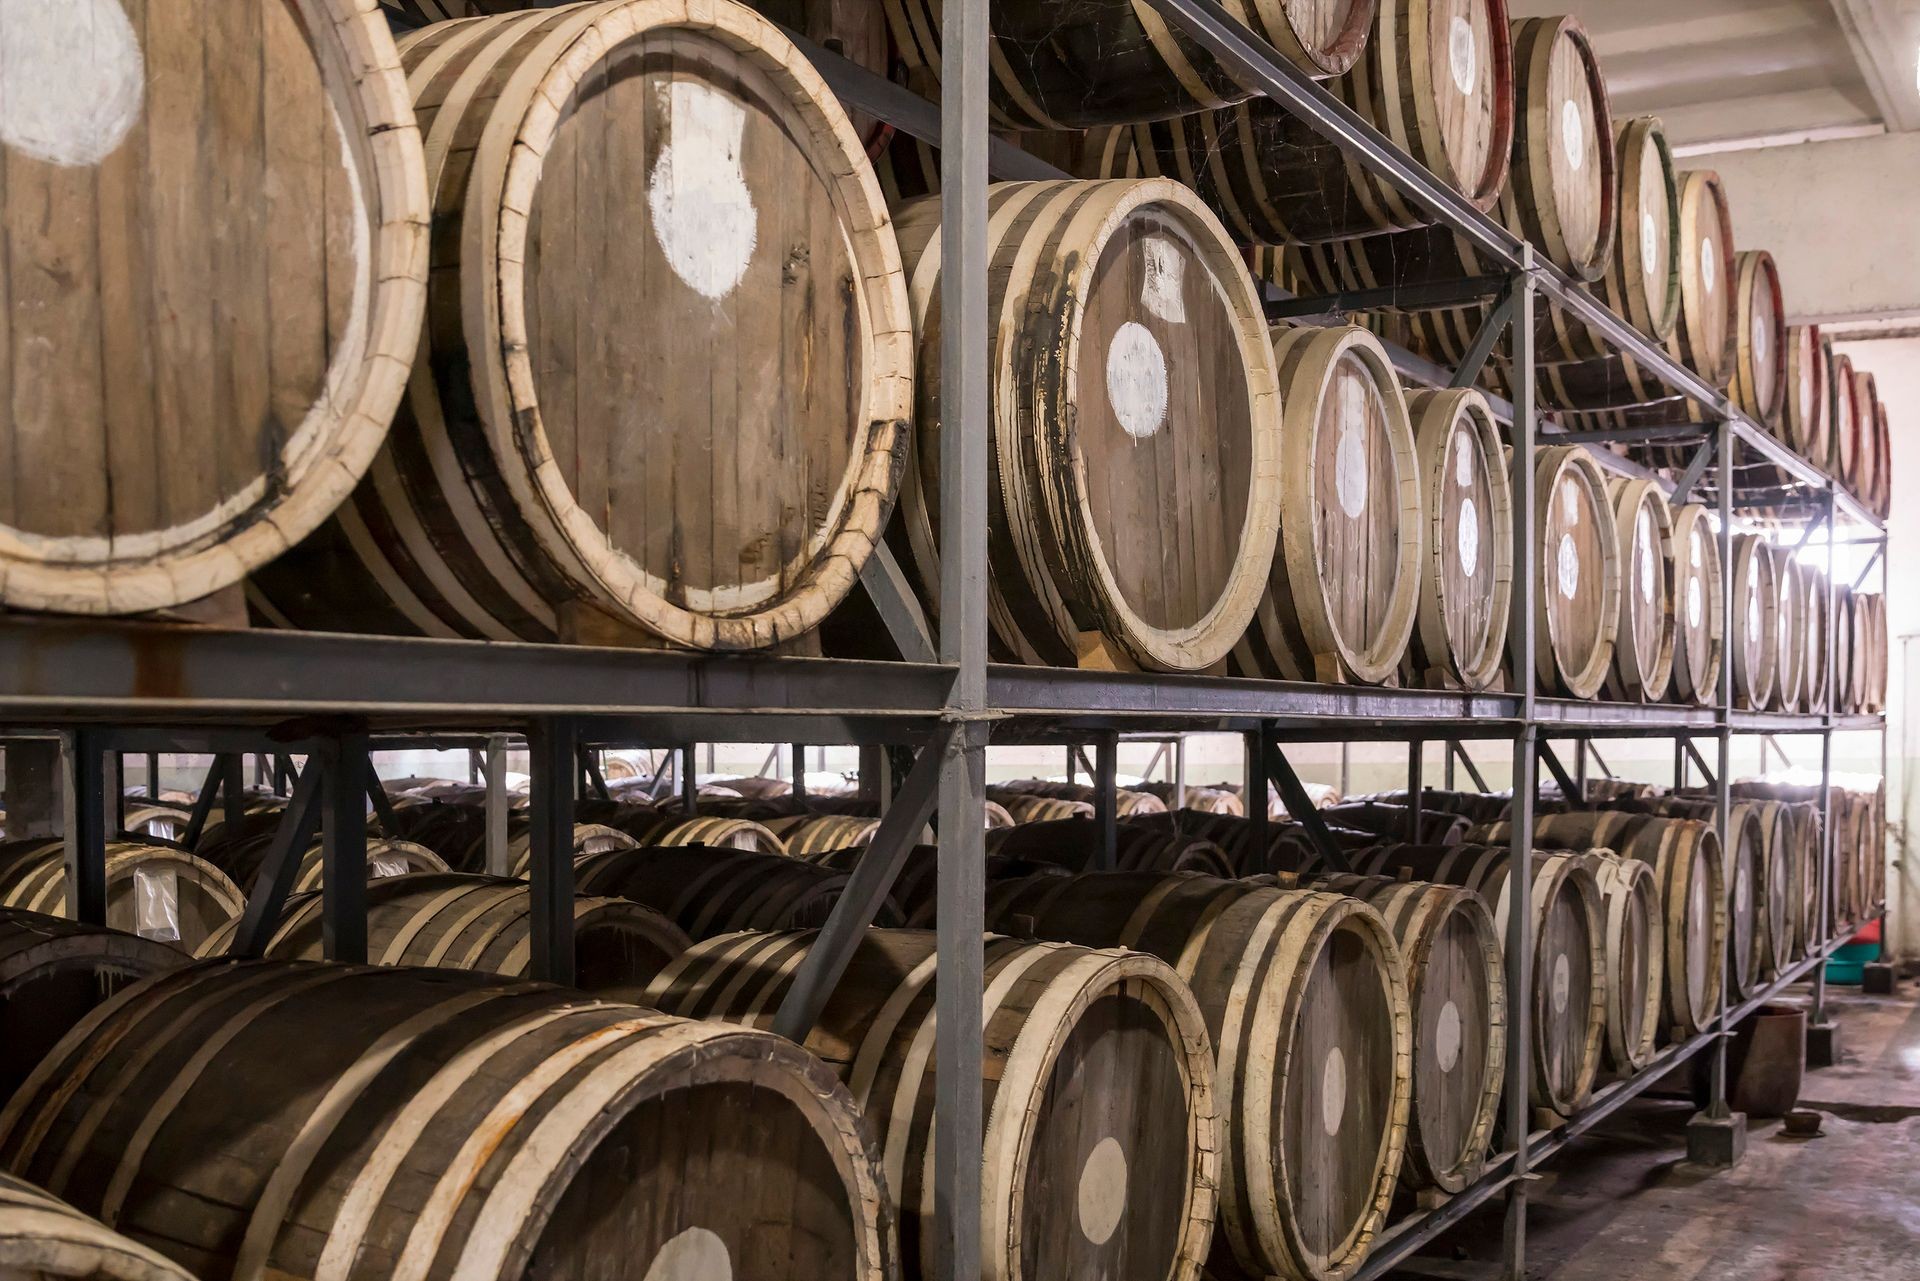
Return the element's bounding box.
[1449,16,1477,94]
[649,81,758,301]
[1638,509,1656,604]
[1106,321,1169,440]
[1336,423,1369,518]
[1077,1137,1129,1245]
[1458,497,1480,577]
[1641,212,1659,276]
[1141,237,1188,324]
[1562,99,1585,170]
[1563,481,1581,524]
[1747,581,1762,643]
[1701,238,1718,296]
[1691,529,1703,569]
[0,0,146,168]
[1436,1000,1464,1072]
[1753,312,1769,368]
[1322,1046,1348,1136]
[1558,533,1581,600]
[643,1227,732,1281]
[1551,953,1571,1014]
[1736,871,1750,915]
[1455,431,1475,487]
[1689,577,1703,629]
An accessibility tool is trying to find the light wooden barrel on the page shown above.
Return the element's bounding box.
[1134,783,1247,816]
[992,793,1098,825]
[893,179,1281,673]
[1847,370,1881,497]
[994,780,1171,817]
[0,960,894,1280]
[1644,799,1767,998]
[1530,446,1621,699]
[1294,876,1503,1195]
[1731,251,1788,426]
[192,872,689,990]
[1780,324,1831,465]
[0,842,243,955]
[1669,503,1724,707]
[195,831,448,895]
[1730,533,1778,710]
[1234,326,1421,685]
[0,0,426,615]
[491,823,639,878]
[987,819,1237,878]
[1604,477,1675,703]
[1771,549,1807,712]
[1504,16,1614,281]
[574,844,891,939]
[986,873,1410,1281]
[884,0,1375,130]
[1404,390,1513,692]
[623,815,786,856]
[0,1171,199,1281]
[1802,565,1832,713]
[765,814,886,856]
[1829,350,1862,487]
[1582,852,1662,1073]
[1123,0,1513,243]
[1863,593,1889,712]
[250,1,912,650]
[1350,845,1605,1116]
[0,909,186,1104]
[645,929,1220,1281]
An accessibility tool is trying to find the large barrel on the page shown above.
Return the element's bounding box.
[646,930,1220,1281]
[991,793,1097,825]
[993,780,1170,817]
[1530,446,1621,699]
[1604,477,1674,703]
[1504,16,1614,280]
[1644,799,1767,998]
[885,0,1375,130]
[1126,811,1327,879]
[1404,389,1513,692]
[621,815,785,856]
[192,873,690,991]
[986,819,1237,877]
[251,1,913,651]
[1802,565,1832,713]
[1234,325,1421,685]
[893,180,1281,673]
[1668,502,1724,707]
[1771,549,1807,712]
[1123,0,1513,243]
[0,0,426,615]
[1781,325,1830,464]
[1730,533,1778,710]
[1730,251,1788,426]
[0,841,243,954]
[0,961,895,1280]
[986,873,1410,1281]
[0,909,186,1104]
[1584,853,1662,1073]
[1829,350,1862,486]
[197,831,448,895]
[0,1171,198,1281]
[1847,370,1881,497]
[574,844,895,938]
[1133,782,1246,817]
[764,814,886,856]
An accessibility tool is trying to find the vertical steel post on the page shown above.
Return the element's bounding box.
[527,718,578,985]
[1815,487,1838,1026]
[680,744,699,813]
[1408,740,1424,835]
[484,734,512,877]
[220,754,246,835]
[1246,730,1270,855]
[146,752,161,799]
[321,731,370,963]
[792,744,808,798]
[933,0,989,1272]
[1094,732,1119,870]
[61,730,108,925]
[1710,416,1735,1116]
[1174,734,1188,809]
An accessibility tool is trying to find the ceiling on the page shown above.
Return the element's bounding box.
[1506,0,1920,154]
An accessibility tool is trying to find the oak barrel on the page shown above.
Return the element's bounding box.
[196,833,448,895]
[1668,502,1724,708]
[1644,799,1768,999]
[1604,477,1674,703]
[993,780,1169,817]
[1771,549,1807,713]
[0,960,895,1280]
[1829,350,1862,487]
[1730,251,1788,426]
[574,844,896,938]
[986,819,1238,878]
[251,0,914,651]
[0,0,427,615]
[1730,533,1778,710]
[0,842,243,954]
[1404,389,1513,692]
[1583,852,1662,1073]
[991,793,1097,826]
[1782,325,1830,465]
[0,1171,197,1281]
[1234,325,1421,685]
[987,873,1411,1281]
[764,814,887,856]
[1530,446,1621,699]
[646,929,1221,1281]
[618,815,785,857]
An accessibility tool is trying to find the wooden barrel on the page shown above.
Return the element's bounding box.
[0,1171,199,1281]
[1321,803,1473,846]
[986,873,1410,1281]
[0,0,426,615]
[1730,533,1778,710]
[196,831,448,895]
[891,180,1281,673]
[1234,326,1421,684]
[987,819,1237,878]
[250,1,913,651]
[1530,446,1621,699]
[1604,477,1675,703]
[646,929,1220,1281]
[0,909,185,1104]
[1868,402,1893,519]
[1800,563,1831,713]
[1864,593,1889,713]
[1349,845,1605,1116]
[1828,349,1861,486]
[1404,389,1513,692]
[0,960,895,1280]
[1668,502,1724,707]
[991,793,1097,825]
[1644,799,1767,998]
[192,872,689,991]
[1125,811,1324,879]
[1730,251,1788,426]
[765,814,885,856]
[1848,369,1881,497]
[492,823,638,878]
[994,780,1170,817]
[1134,782,1247,816]
[1123,0,1513,243]
[885,0,1374,130]
[801,844,1065,928]
[1504,16,1614,281]
[1771,549,1807,712]
[574,845,894,938]
[0,842,243,954]
[622,815,786,856]
[1781,325,1830,464]
[1583,852,1662,1074]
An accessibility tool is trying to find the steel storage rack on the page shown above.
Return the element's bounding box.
[0,2,1892,1280]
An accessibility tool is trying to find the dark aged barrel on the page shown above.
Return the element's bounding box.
[0,1171,199,1281]
[251,0,914,651]
[986,820,1237,878]
[1125,811,1327,879]
[883,0,1376,130]
[0,961,894,1281]
[893,180,1281,673]
[1584,852,1662,1074]
[1530,446,1621,699]
[1771,548,1807,712]
[1730,533,1778,710]
[1234,326,1421,685]
[1731,251,1788,426]
[1122,0,1514,243]
[986,873,1411,1281]
[646,930,1220,1281]
[1404,390,1513,692]
[0,842,243,954]
[1604,477,1675,703]
[573,845,890,939]
[0,0,426,615]
[1669,502,1724,707]
[0,910,186,1104]
[196,833,448,895]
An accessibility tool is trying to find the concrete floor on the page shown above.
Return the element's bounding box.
[1391,985,1920,1280]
